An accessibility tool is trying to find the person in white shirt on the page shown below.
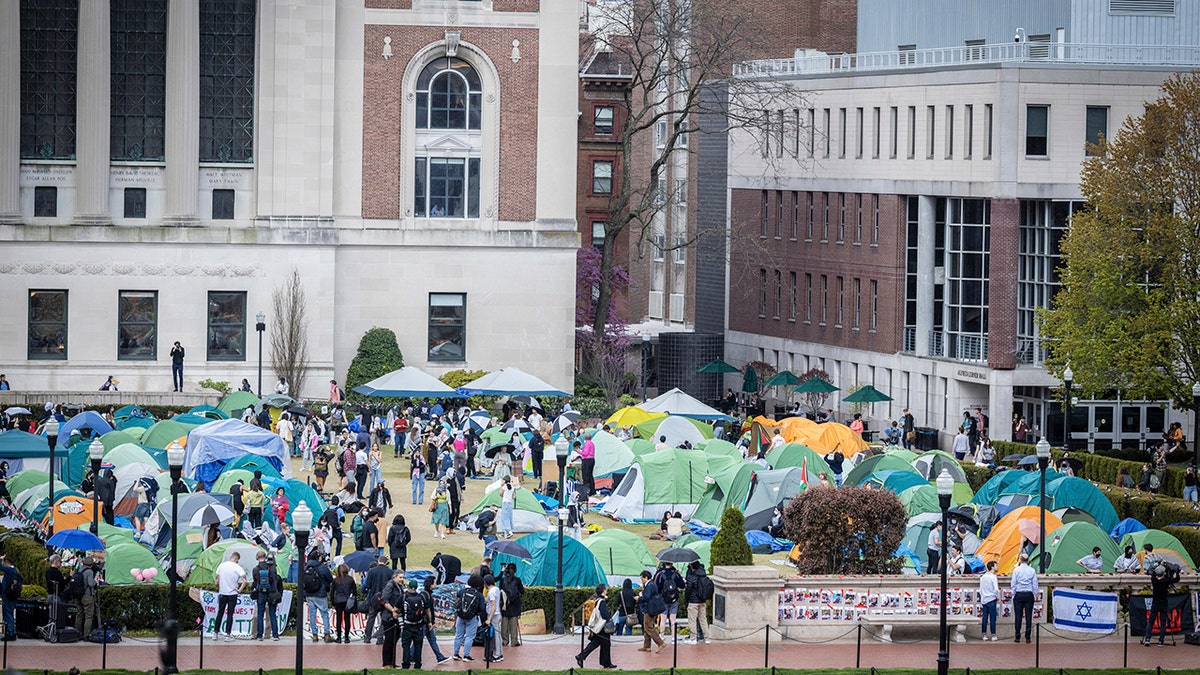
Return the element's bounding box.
[1077,546,1104,573]
[1114,545,1142,573]
[951,430,971,461]
[484,574,503,662]
[978,560,999,640]
[947,545,966,576]
[215,552,248,641]
[276,414,294,457]
[274,377,289,396]
[770,430,785,449]
[1010,553,1039,643]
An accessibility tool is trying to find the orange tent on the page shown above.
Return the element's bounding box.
[42,495,99,532]
[975,506,1063,574]
[747,417,866,457]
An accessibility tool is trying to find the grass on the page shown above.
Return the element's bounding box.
[31,669,1187,675]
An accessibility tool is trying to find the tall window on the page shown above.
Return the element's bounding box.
[417,59,481,129]
[870,280,879,330]
[20,0,78,159]
[775,191,784,238]
[853,278,862,327]
[907,106,916,159]
[806,192,814,240]
[759,269,767,316]
[945,198,990,362]
[593,105,614,136]
[855,107,864,158]
[804,273,813,322]
[822,109,831,158]
[838,108,847,158]
[416,157,481,217]
[889,106,898,159]
[1026,105,1049,156]
[760,191,769,237]
[855,194,863,242]
[591,222,605,250]
[774,270,782,318]
[872,107,881,158]
[207,291,246,361]
[807,109,815,158]
[200,0,255,162]
[984,104,994,159]
[926,106,936,159]
[964,104,974,159]
[118,290,157,360]
[789,271,797,321]
[872,194,880,244]
[822,193,830,241]
[836,276,844,326]
[111,1,166,161]
[591,160,613,195]
[415,57,483,217]
[944,105,954,159]
[28,289,67,360]
[791,191,799,240]
[820,275,828,324]
[1018,201,1077,364]
[428,293,466,361]
[838,193,846,241]
[1085,106,1108,156]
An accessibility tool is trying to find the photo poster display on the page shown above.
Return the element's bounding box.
[778,586,1044,622]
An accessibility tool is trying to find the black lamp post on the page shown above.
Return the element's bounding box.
[1035,438,1051,574]
[163,441,186,674]
[935,468,954,675]
[641,332,650,402]
[45,416,59,535]
[292,503,313,675]
[554,506,568,634]
[256,311,267,396]
[88,439,104,534]
[1191,382,1200,470]
[1062,366,1073,452]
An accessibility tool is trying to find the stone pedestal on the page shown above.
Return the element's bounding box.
[709,565,783,640]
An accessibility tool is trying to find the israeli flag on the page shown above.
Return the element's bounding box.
[1053,588,1119,633]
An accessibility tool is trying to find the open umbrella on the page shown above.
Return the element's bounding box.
[1002,454,1029,463]
[697,359,740,374]
[286,407,314,418]
[189,504,236,528]
[342,550,377,572]
[510,396,542,410]
[842,385,893,404]
[486,540,532,559]
[463,410,492,433]
[4,407,32,416]
[553,415,578,434]
[793,378,839,394]
[1017,455,1040,467]
[742,366,758,394]
[483,440,516,459]
[656,547,701,564]
[501,418,532,434]
[763,371,800,388]
[260,394,296,409]
[46,529,105,551]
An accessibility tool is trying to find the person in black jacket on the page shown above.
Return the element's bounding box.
[613,578,637,636]
[431,552,461,585]
[94,470,116,524]
[637,571,666,652]
[250,550,283,641]
[447,475,462,531]
[683,560,712,644]
[1144,562,1179,646]
[330,563,357,643]
[361,556,393,645]
[499,563,525,647]
[388,515,411,571]
[379,569,407,668]
[576,584,617,669]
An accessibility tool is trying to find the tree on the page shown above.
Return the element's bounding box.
[783,486,907,575]
[709,506,754,572]
[270,268,310,397]
[796,367,834,413]
[576,246,634,406]
[345,327,404,397]
[1039,72,1200,408]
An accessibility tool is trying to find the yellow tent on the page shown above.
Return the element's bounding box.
[747,417,866,457]
[975,506,1063,574]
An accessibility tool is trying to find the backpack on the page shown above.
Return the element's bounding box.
[698,575,715,602]
[657,570,679,603]
[3,569,22,601]
[303,564,323,594]
[456,587,483,621]
[62,571,86,602]
[402,590,427,625]
[256,565,272,596]
[389,526,410,549]
[1149,473,1161,490]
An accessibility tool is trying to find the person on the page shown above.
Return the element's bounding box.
[499,563,525,647]
[1185,465,1198,503]
[216,551,247,641]
[305,550,336,643]
[1138,462,1159,493]
[271,486,289,527]
[1115,545,1141,573]
[901,408,916,449]
[665,511,686,540]
[379,569,407,668]
[132,477,152,534]
[431,552,462,585]
[684,560,712,644]
[823,451,844,487]
[528,425,545,483]
[1077,546,1104,574]
[765,507,786,538]
[1116,465,1134,489]
[100,375,118,391]
[355,442,370,499]
[0,375,8,391]
[947,545,966,576]
[229,479,246,528]
[361,556,393,645]
[170,341,185,391]
[245,479,265,528]
[452,575,485,661]
[0,555,19,641]
[849,413,865,436]
[979,560,999,640]
[637,570,667,653]
[251,550,282,641]
[1145,559,1179,646]
[275,377,289,396]
[977,438,996,466]
[654,560,684,635]
[431,481,450,539]
[884,421,902,446]
[330,563,357,643]
[388,514,411,571]
[420,576,451,664]
[314,444,333,492]
[399,578,430,669]
[240,378,253,392]
[576,583,617,669]
[45,553,65,600]
[817,471,832,488]
[410,447,427,504]
[770,429,786,449]
[614,578,637,636]
[447,471,463,531]
[499,476,515,539]
[277,413,295,457]
[1013,415,1030,443]
[483,574,503,661]
[556,439,572,500]
[73,557,99,638]
[580,434,596,496]
[1010,553,1038,643]
[952,428,971,461]
[95,469,116,525]
[330,379,343,403]
[320,498,345,556]
[927,522,943,575]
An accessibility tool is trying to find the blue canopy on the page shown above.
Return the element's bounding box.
[58,411,113,443]
[184,419,289,489]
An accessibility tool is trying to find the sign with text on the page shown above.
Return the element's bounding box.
[196,589,293,637]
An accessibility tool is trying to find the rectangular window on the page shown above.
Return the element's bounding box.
[774,270,782,318]
[965,39,986,60]
[945,105,954,159]
[872,194,880,243]
[591,222,605,250]
[428,293,466,361]
[677,178,688,204]
[593,105,614,135]
[820,274,828,324]
[206,291,246,361]
[1085,106,1109,156]
[855,193,863,242]
[1026,105,1049,156]
[653,234,665,261]
[761,111,769,157]
[28,289,67,360]
[110,3,166,161]
[674,235,686,263]
[804,273,813,322]
[838,193,846,241]
[211,188,235,219]
[775,191,784,238]
[854,278,862,328]
[415,157,480,218]
[759,269,767,317]
[34,186,57,217]
[791,191,799,240]
[123,187,146,219]
[199,1,255,163]
[907,106,916,159]
[656,119,667,149]
[655,177,666,204]
[414,157,426,217]
[870,280,879,330]
[899,44,916,64]
[926,105,935,159]
[793,109,800,157]
[838,108,847,158]
[984,103,994,159]
[836,276,844,326]
[855,107,864,158]
[964,104,974,159]
[822,192,829,241]
[806,192,814,240]
[761,191,769,237]
[872,107,881,158]
[776,109,785,157]
[678,118,689,146]
[118,290,157,360]
[889,106,899,158]
[822,108,831,158]
[807,109,815,158]
[592,160,613,194]
[789,271,797,321]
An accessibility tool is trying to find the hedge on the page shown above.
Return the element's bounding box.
[0,530,50,589]
[991,440,1187,498]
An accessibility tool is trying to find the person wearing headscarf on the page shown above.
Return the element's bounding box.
[430,480,450,539]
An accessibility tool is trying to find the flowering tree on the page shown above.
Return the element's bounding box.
[577,247,634,406]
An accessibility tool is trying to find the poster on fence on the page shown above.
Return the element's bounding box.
[195,589,293,637]
[778,586,1043,623]
[1128,593,1194,636]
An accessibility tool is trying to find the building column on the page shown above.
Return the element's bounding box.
[0,2,20,223]
[988,198,1020,370]
[914,195,936,357]
[163,0,199,225]
[74,0,111,225]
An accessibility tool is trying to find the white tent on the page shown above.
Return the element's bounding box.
[460,367,570,396]
[640,388,734,421]
[352,366,465,398]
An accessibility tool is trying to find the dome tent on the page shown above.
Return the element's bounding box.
[489,531,605,587]
[583,528,657,583]
[463,485,550,533]
[602,448,714,521]
[184,419,289,489]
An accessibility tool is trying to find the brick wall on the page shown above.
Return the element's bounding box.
[493,0,539,11]
[365,0,410,9]
[744,0,857,60]
[361,24,539,221]
[987,197,1019,370]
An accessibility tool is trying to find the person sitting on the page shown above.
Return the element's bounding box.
[1114,545,1141,573]
[665,512,686,540]
[1077,546,1104,574]
[649,511,671,540]
[764,507,786,538]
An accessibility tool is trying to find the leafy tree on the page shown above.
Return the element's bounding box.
[709,506,754,572]
[270,268,310,397]
[345,328,404,397]
[783,486,907,575]
[796,367,834,413]
[1039,72,1200,408]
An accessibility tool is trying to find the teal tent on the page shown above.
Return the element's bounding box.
[971,470,1032,505]
[863,469,929,494]
[490,531,605,588]
[222,454,283,479]
[188,405,228,420]
[765,443,827,473]
[1038,476,1119,534]
[846,454,920,486]
[274,478,327,527]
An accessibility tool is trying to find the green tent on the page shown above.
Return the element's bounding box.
[187,540,287,585]
[104,542,167,585]
[99,430,140,452]
[601,448,713,521]
[911,450,967,482]
[692,461,757,527]
[79,520,138,545]
[766,443,828,473]
[699,439,741,459]
[140,420,201,450]
[583,529,657,578]
[465,486,549,532]
[118,417,154,433]
[217,391,260,417]
[684,540,712,569]
[673,533,703,548]
[123,425,148,441]
[846,453,921,486]
[212,469,255,496]
[625,438,656,457]
[222,454,283,478]
[1041,476,1119,534]
[172,413,217,427]
[897,484,964,518]
[171,528,209,562]
[104,443,161,470]
[1031,521,1121,574]
[1120,530,1196,571]
[589,431,636,478]
[742,467,810,530]
[188,405,228,420]
[6,469,51,499]
[490,531,605,587]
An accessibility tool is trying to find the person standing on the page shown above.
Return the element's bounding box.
[927,522,943,576]
[1010,553,1038,643]
[823,451,844,488]
[556,439,572,501]
[379,569,406,668]
[1145,560,1179,646]
[529,423,545,484]
[95,469,116,525]
[362,509,381,556]
[499,563,525,648]
[400,579,429,670]
[245,480,265,528]
[355,443,370,500]
[979,560,999,641]
[420,576,451,664]
[216,552,247,641]
[277,414,295,457]
[410,447,427,504]
[370,480,393,520]
[330,563,357,643]
[369,442,384,492]
[1076,546,1104,574]
[901,408,916,449]
[330,380,342,403]
[387,515,411,571]
[361,556,393,645]
[431,482,451,539]
[683,560,713,644]
[0,556,19,642]
[170,341,185,391]
[576,583,617,669]
[580,435,596,496]
[613,578,637,636]
[1184,465,1198,503]
[73,557,99,638]
[447,472,463,531]
[952,428,971,462]
[452,576,485,661]
[251,550,282,641]
[499,476,515,539]
[483,574,503,662]
[637,570,666,653]
[305,550,336,643]
[653,561,684,635]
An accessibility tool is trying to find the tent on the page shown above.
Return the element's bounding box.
[188,405,228,420]
[460,367,570,396]
[582,528,657,582]
[895,484,960,518]
[691,461,758,527]
[1110,518,1147,541]
[221,453,284,479]
[911,451,966,482]
[1120,530,1196,571]
[212,469,255,496]
[975,506,1063,574]
[217,391,260,417]
[464,486,550,533]
[682,539,711,569]
[184,419,289,488]
[846,454,920,486]
[605,407,665,429]
[601,448,712,521]
[172,413,218,427]
[776,422,868,458]
[44,494,99,532]
[111,462,163,516]
[274,479,326,527]
[742,467,809,531]
[489,531,605,587]
[1031,521,1121,574]
[625,438,657,458]
[767,443,833,477]
[116,416,155,433]
[98,430,140,452]
[141,420,202,450]
[696,438,741,459]
[1039,476,1119,534]
[5,469,51,500]
[588,431,636,479]
[898,513,942,572]
[352,366,464,398]
[0,430,54,473]
[634,416,714,446]
[864,469,930,495]
[187,539,286,585]
[638,388,734,421]
[971,470,1034,505]
[103,541,167,585]
[58,411,113,443]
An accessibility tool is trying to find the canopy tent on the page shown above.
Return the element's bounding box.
[976,506,1063,574]
[1031,521,1121,574]
[188,405,228,420]
[57,411,113,443]
[489,531,605,587]
[639,388,734,421]
[588,431,636,479]
[636,415,711,448]
[460,367,570,396]
[1120,530,1196,571]
[103,541,167,585]
[464,485,551,533]
[582,528,658,583]
[691,461,758,527]
[846,454,921,486]
[742,467,809,531]
[601,448,712,521]
[605,407,665,430]
[140,420,202,450]
[1039,476,1120,535]
[352,366,465,398]
[184,419,289,488]
[0,430,54,473]
[217,391,260,417]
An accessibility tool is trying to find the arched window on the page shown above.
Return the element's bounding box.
[415,57,481,130]
[413,57,483,218]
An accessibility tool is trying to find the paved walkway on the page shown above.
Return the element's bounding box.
[2,631,1196,672]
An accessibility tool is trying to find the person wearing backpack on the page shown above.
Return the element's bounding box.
[420,576,451,664]
[400,579,429,669]
[251,550,283,641]
[378,569,407,668]
[452,575,486,661]
[683,560,713,644]
[499,563,525,647]
[637,570,666,653]
[304,551,335,643]
[361,555,393,645]
[653,561,684,635]
[321,499,345,556]
[576,583,617,669]
[0,555,20,641]
[387,514,411,571]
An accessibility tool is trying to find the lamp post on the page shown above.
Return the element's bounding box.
[292,503,313,675]
[45,415,59,535]
[1035,438,1051,574]
[163,441,185,675]
[1191,382,1200,471]
[256,311,267,396]
[641,332,650,402]
[1062,366,1073,452]
[553,506,568,635]
[554,436,569,502]
[89,439,104,534]
[935,468,954,675]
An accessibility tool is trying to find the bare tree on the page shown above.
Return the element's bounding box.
[271,268,310,397]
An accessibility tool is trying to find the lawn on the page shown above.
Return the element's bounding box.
[27,669,1178,675]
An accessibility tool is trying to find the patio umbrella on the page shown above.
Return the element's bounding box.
[742,366,758,393]
[605,407,664,429]
[793,378,839,394]
[352,366,464,398]
[189,504,236,528]
[697,359,739,374]
[486,540,533,559]
[842,385,893,404]
[553,414,578,434]
[656,547,701,564]
[46,529,105,551]
[763,371,801,388]
[460,367,570,396]
[1002,454,1029,463]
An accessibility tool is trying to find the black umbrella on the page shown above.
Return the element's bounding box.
[1017,455,1040,467]
[483,440,516,459]
[501,418,533,434]
[286,407,314,418]
[511,396,542,409]
[1001,454,1029,463]
[656,547,701,564]
[486,540,532,559]
[343,550,377,572]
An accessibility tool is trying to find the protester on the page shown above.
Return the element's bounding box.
[576,583,617,669]
[1145,559,1179,646]
[653,561,684,635]
[411,448,427,504]
[251,550,282,641]
[1076,546,1104,574]
[420,576,451,664]
[614,578,637,636]
[388,514,411,571]
[379,569,407,668]
[483,574,503,661]
[499,562,525,647]
[400,579,429,669]
[271,487,289,527]
[330,563,357,643]
[216,551,247,641]
[361,556,393,645]
[452,575,485,661]
[683,560,713,644]
[1115,545,1141,573]
[927,522,943,575]
[499,476,515,539]
[431,481,450,539]
[305,550,335,643]
[0,555,19,642]
[979,560,999,641]
[1010,553,1038,643]
[637,570,666,653]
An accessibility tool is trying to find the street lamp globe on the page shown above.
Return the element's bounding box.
[293,503,313,534]
[935,468,954,497]
[166,441,185,471]
[89,438,105,463]
[1035,438,1050,462]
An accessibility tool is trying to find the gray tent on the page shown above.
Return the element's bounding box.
[742,467,809,531]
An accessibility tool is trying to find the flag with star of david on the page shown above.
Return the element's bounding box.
[1053,588,1118,633]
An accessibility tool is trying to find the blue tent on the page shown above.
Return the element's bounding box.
[1110,518,1147,541]
[223,454,283,479]
[184,419,288,489]
[864,469,930,495]
[58,411,113,444]
[490,531,605,588]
